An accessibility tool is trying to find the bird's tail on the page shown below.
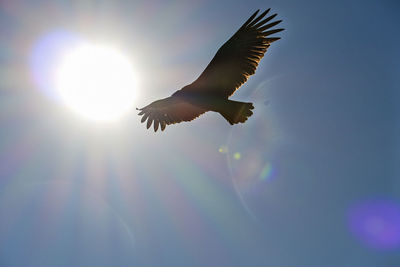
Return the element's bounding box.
[219,100,254,125]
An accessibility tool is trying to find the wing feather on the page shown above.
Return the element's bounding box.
[184,9,284,97]
[138,96,207,132]
[253,13,278,28]
[247,9,270,27]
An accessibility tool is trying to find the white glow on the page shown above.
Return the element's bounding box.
[55,43,137,122]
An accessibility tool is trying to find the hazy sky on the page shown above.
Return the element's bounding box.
[0,0,399,266]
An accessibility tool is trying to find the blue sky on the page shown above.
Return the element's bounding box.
[0,0,399,266]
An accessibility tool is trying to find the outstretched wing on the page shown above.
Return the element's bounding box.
[185,9,284,97]
[137,97,207,132]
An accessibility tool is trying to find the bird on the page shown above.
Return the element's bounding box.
[137,9,284,132]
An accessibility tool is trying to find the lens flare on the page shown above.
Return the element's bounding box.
[348,199,400,250]
[218,145,228,154]
[30,30,83,101]
[259,162,275,181]
[224,97,286,220]
[233,152,241,160]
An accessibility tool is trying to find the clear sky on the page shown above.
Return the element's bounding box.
[0,0,399,266]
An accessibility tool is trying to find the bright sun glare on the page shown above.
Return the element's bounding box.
[55,43,137,122]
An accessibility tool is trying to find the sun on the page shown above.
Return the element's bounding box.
[55,43,137,122]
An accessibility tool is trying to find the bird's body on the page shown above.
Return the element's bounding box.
[172,87,255,124]
[138,9,284,132]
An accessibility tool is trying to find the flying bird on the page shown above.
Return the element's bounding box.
[138,9,284,132]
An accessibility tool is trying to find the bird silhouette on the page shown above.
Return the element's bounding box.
[137,9,284,132]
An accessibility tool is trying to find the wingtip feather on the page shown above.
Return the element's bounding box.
[266,37,281,43]
[154,120,159,132]
[262,28,285,36]
[253,13,278,29]
[146,118,152,129]
[258,22,282,33]
[240,9,260,29]
[247,9,270,28]
[161,121,166,131]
